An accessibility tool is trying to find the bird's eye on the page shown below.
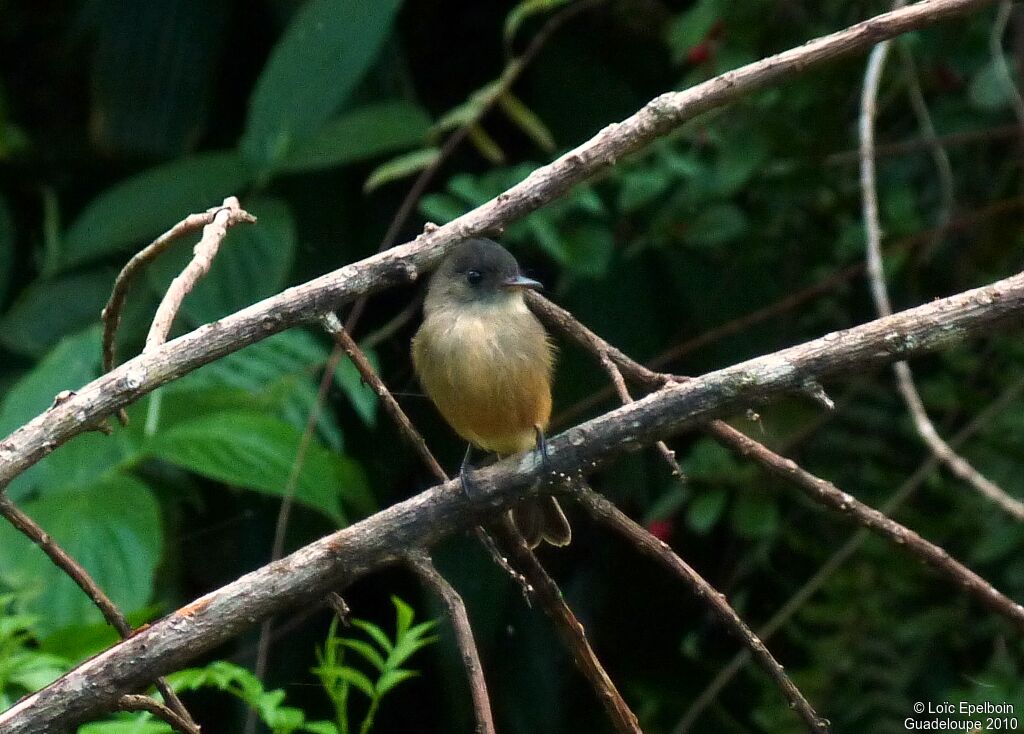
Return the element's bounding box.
[466,270,483,286]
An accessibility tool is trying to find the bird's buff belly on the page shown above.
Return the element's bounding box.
[413,327,552,455]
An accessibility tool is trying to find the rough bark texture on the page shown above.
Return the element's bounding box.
[0,0,994,492]
[3,265,1024,733]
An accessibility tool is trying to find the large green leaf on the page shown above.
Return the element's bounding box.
[0,326,101,439]
[240,0,404,172]
[0,474,163,634]
[0,267,115,358]
[169,329,379,442]
[144,412,372,522]
[145,197,295,326]
[280,101,431,173]
[59,150,251,271]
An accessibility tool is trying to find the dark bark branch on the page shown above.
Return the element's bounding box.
[673,376,1024,734]
[530,286,1024,632]
[0,496,195,727]
[0,0,993,493]
[4,266,1024,732]
[406,551,497,734]
[489,518,642,734]
[571,485,828,733]
[115,695,200,734]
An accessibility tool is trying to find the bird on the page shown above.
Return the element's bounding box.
[411,238,571,548]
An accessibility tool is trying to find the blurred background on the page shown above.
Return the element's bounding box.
[1,0,1024,732]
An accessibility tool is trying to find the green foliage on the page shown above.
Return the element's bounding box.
[145,412,365,524]
[60,152,251,271]
[312,596,439,734]
[3,1,1024,732]
[170,660,330,734]
[0,475,162,634]
[240,0,405,174]
[145,197,297,324]
[0,596,68,710]
[281,102,432,175]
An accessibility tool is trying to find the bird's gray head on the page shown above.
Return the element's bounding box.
[424,238,542,313]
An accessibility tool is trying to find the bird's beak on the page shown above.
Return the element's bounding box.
[502,274,544,291]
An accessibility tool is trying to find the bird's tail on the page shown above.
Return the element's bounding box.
[512,496,571,549]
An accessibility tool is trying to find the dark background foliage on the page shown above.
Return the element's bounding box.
[1,0,1023,732]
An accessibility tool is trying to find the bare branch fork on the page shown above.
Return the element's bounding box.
[0,0,996,491]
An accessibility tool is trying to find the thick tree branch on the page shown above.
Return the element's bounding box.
[0,0,994,493]
[5,267,1024,732]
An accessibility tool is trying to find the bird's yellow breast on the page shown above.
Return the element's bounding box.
[412,301,554,455]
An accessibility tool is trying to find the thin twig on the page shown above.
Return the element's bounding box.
[116,694,200,734]
[709,421,1024,628]
[406,550,496,734]
[572,484,828,734]
[824,122,1022,166]
[673,375,1024,734]
[490,517,642,734]
[860,16,1024,519]
[0,495,196,726]
[554,195,1024,427]
[145,197,255,352]
[898,43,956,261]
[528,291,1024,630]
[320,313,533,595]
[101,201,255,373]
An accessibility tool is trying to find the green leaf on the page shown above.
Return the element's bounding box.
[0,474,162,634]
[686,486,728,535]
[375,668,418,696]
[169,330,347,450]
[0,326,101,438]
[665,0,720,62]
[339,638,387,671]
[60,151,251,271]
[497,92,555,152]
[241,0,404,172]
[335,666,376,698]
[145,197,295,326]
[0,268,115,358]
[144,412,368,523]
[968,55,1019,111]
[302,722,340,734]
[685,203,748,250]
[364,148,440,192]
[729,491,779,540]
[280,101,432,174]
[351,619,393,654]
[0,194,13,304]
[392,596,415,639]
[78,718,173,734]
[504,0,572,48]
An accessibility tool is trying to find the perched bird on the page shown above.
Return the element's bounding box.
[411,238,571,548]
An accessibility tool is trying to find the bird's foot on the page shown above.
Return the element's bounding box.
[534,426,552,476]
[459,444,479,499]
